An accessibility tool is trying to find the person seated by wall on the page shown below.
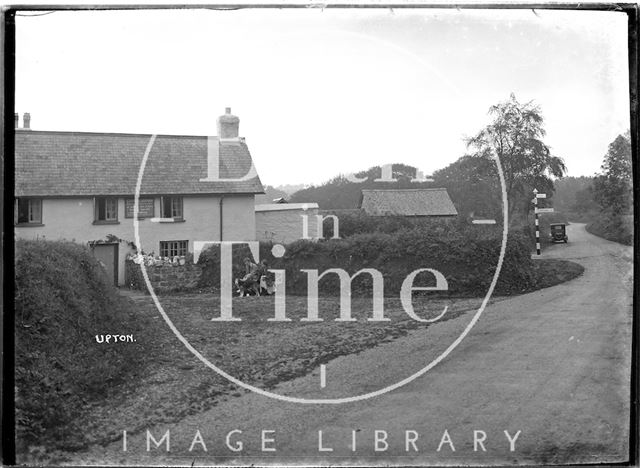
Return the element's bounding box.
[236,257,261,296]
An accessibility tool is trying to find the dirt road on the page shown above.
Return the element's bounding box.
[72,223,633,466]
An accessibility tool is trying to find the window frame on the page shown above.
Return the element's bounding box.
[93,197,119,224]
[159,240,188,258]
[160,196,184,221]
[14,198,43,226]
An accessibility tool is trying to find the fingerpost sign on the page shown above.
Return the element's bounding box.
[532,188,544,255]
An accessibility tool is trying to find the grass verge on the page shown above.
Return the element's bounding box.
[34,295,482,463]
[531,259,585,289]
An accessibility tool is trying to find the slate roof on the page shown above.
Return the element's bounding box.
[15,130,264,197]
[360,188,458,217]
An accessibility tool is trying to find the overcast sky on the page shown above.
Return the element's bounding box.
[15,8,630,186]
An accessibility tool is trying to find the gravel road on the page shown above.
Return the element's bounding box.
[69,223,633,466]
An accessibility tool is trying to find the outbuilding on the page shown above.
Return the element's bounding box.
[360,188,458,217]
[255,203,320,244]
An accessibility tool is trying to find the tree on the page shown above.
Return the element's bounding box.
[553,176,594,213]
[465,94,566,226]
[593,132,632,214]
[432,155,501,219]
[571,186,596,216]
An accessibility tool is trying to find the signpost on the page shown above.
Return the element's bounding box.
[532,190,556,255]
[533,189,543,255]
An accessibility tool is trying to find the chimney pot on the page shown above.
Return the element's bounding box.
[217,108,239,139]
[23,112,31,129]
[14,113,19,129]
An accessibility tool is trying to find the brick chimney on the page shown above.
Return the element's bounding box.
[23,112,31,129]
[217,107,239,139]
[14,113,18,129]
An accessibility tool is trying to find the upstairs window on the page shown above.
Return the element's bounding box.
[160,196,183,220]
[15,198,42,225]
[94,197,118,223]
[160,240,188,258]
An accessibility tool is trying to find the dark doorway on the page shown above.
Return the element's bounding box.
[91,243,118,286]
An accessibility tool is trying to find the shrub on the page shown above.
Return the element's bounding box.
[319,210,462,238]
[198,224,535,297]
[586,213,633,245]
[14,240,148,450]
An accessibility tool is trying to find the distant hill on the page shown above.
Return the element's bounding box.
[275,184,308,195]
[255,185,289,205]
[287,160,501,217]
[285,159,593,222]
[288,164,434,209]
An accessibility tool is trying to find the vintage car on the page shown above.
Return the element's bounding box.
[549,223,568,243]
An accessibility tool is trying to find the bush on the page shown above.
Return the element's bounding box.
[586,213,633,245]
[14,240,148,450]
[319,210,462,238]
[198,224,535,297]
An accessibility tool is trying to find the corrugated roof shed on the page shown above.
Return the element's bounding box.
[15,130,264,197]
[360,188,458,217]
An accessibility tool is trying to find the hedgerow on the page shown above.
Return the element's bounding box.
[319,210,462,238]
[14,240,149,450]
[198,225,535,297]
[586,213,633,245]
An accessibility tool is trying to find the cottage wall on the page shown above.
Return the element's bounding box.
[220,195,256,242]
[14,194,256,285]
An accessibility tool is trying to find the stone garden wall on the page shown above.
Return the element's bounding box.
[125,261,202,294]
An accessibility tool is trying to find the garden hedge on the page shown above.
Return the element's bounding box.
[198,225,535,297]
[586,213,633,246]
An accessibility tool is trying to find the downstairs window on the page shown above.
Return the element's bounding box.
[15,198,42,225]
[159,240,188,257]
